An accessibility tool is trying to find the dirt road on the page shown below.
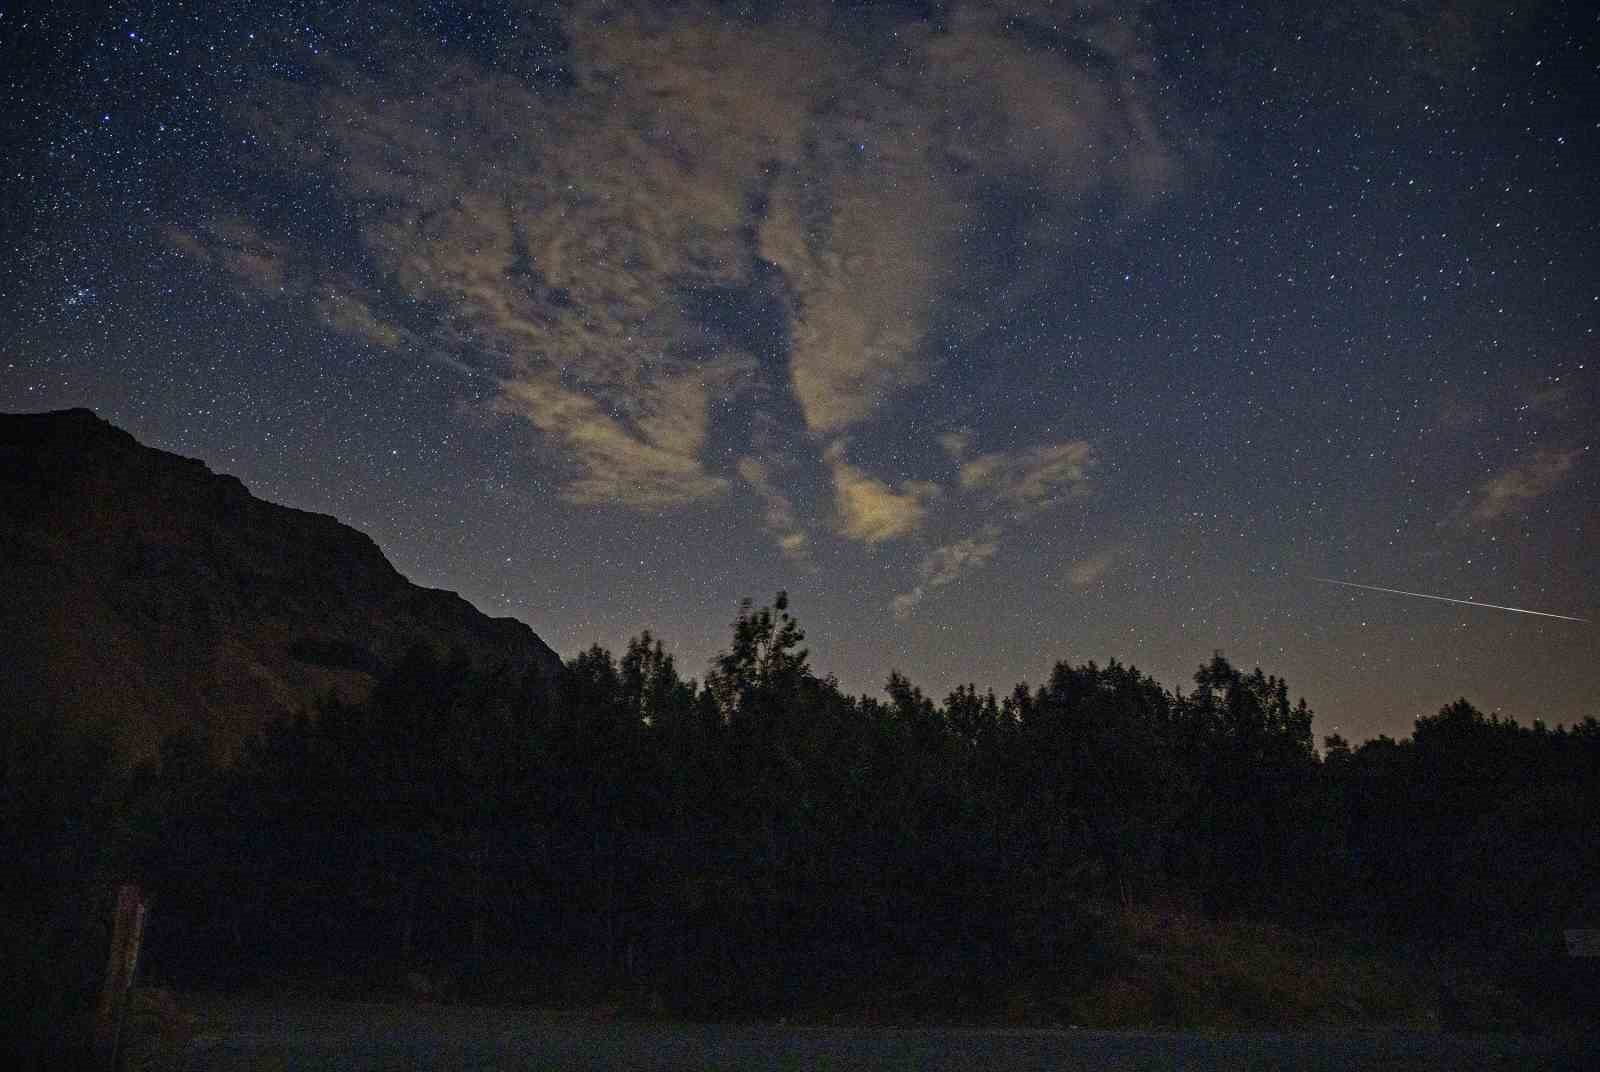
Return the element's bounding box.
[176,997,1595,1070]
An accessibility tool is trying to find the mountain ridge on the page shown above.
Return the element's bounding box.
[1,407,563,763]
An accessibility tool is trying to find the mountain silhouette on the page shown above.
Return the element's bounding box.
[1,408,562,763]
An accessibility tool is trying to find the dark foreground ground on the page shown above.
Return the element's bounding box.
[169,997,1596,1071]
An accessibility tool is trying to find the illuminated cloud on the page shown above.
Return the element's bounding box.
[758,145,956,435]
[222,15,782,509]
[826,442,939,544]
[1468,447,1583,522]
[495,373,728,508]
[925,2,1178,204]
[315,287,410,352]
[891,528,1003,620]
[762,3,1183,436]
[737,456,809,559]
[173,0,1175,516]
[959,440,1098,511]
[925,532,1004,586]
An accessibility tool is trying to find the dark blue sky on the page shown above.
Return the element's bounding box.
[4,1,1595,741]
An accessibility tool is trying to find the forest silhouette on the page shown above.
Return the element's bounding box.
[6,593,1597,1059]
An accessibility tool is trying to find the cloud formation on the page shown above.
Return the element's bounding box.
[1468,447,1584,522]
[958,440,1098,512]
[826,442,939,544]
[173,0,1167,536]
[884,423,1109,618]
[496,372,730,508]
[167,219,289,294]
[737,455,809,559]
[891,528,1003,620]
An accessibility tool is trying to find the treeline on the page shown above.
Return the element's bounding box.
[7,594,1599,1042]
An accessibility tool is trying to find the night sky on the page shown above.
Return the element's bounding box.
[4,1,1595,743]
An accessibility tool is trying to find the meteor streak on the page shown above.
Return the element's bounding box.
[1312,578,1589,623]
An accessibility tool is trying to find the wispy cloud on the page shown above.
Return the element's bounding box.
[891,528,1003,620]
[760,164,953,436]
[1468,447,1584,522]
[167,219,290,294]
[495,374,728,508]
[738,455,810,559]
[826,442,939,544]
[958,440,1098,512]
[913,427,1108,612]
[172,1,1173,519]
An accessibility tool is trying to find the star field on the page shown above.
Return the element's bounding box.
[3,1,1595,741]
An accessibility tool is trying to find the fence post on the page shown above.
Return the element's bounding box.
[93,883,148,1072]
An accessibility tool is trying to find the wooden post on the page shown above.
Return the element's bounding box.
[93,883,148,1072]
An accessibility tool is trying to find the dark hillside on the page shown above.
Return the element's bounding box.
[0,408,562,763]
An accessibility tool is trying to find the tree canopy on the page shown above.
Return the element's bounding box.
[6,592,1596,1040]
